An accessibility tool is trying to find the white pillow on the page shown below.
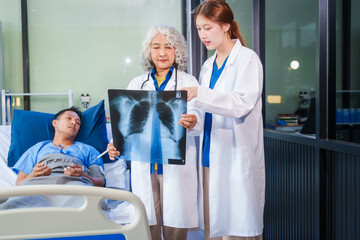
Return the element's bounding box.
[0,126,11,165]
[0,156,17,188]
[0,126,16,188]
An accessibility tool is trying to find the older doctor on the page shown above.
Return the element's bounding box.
[108,25,201,240]
[182,0,265,239]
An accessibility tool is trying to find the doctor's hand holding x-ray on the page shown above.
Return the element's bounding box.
[178,113,197,130]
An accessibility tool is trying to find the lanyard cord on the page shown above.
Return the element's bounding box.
[140,65,177,90]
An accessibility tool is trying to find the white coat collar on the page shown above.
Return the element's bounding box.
[201,39,242,88]
[211,39,242,68]
[226,39,242,67]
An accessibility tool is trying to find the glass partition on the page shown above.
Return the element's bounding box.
[335,0,360,143]
[0,0,23,103]
[265,0,318,135]
[0,1,24,123]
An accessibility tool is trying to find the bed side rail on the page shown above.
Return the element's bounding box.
[0,185,151,240]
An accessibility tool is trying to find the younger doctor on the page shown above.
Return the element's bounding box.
[182,0,265,239]
[108,25,202,240]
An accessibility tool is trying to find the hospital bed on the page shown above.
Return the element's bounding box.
[0,91,151,239]
[0,185,150,240]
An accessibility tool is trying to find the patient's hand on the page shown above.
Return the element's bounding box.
[179,113,198,130]
[32,162,52,177]
[64,164,104,187]
[107,142,120,160]
[64,164,84,177]
[16,163,52,185]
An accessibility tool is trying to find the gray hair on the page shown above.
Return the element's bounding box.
[141,25,188,72]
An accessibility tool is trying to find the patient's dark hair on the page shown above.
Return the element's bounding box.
[54,107,82,120]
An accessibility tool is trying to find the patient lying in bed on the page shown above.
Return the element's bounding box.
[0,107,106,209]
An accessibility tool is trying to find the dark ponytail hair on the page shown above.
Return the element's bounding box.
[194,0,247,47]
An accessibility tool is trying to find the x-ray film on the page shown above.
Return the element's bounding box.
[108,89,187,165]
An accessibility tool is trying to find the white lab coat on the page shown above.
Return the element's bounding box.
[127,70,202,228]
[194,39,265,238]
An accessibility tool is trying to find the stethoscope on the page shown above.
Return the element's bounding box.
[140,64,178,90]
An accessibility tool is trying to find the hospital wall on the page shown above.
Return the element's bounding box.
[0,0,182,116]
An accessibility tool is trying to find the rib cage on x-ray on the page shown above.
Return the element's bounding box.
[108,90,187,165]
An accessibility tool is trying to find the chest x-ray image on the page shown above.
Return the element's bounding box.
[108,89,187,165]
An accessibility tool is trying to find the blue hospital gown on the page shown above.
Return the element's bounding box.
[13,140,104,175]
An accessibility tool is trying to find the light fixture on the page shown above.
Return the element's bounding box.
[267,95,282,104]
[16,97,21,107]
[290,60,299,70]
